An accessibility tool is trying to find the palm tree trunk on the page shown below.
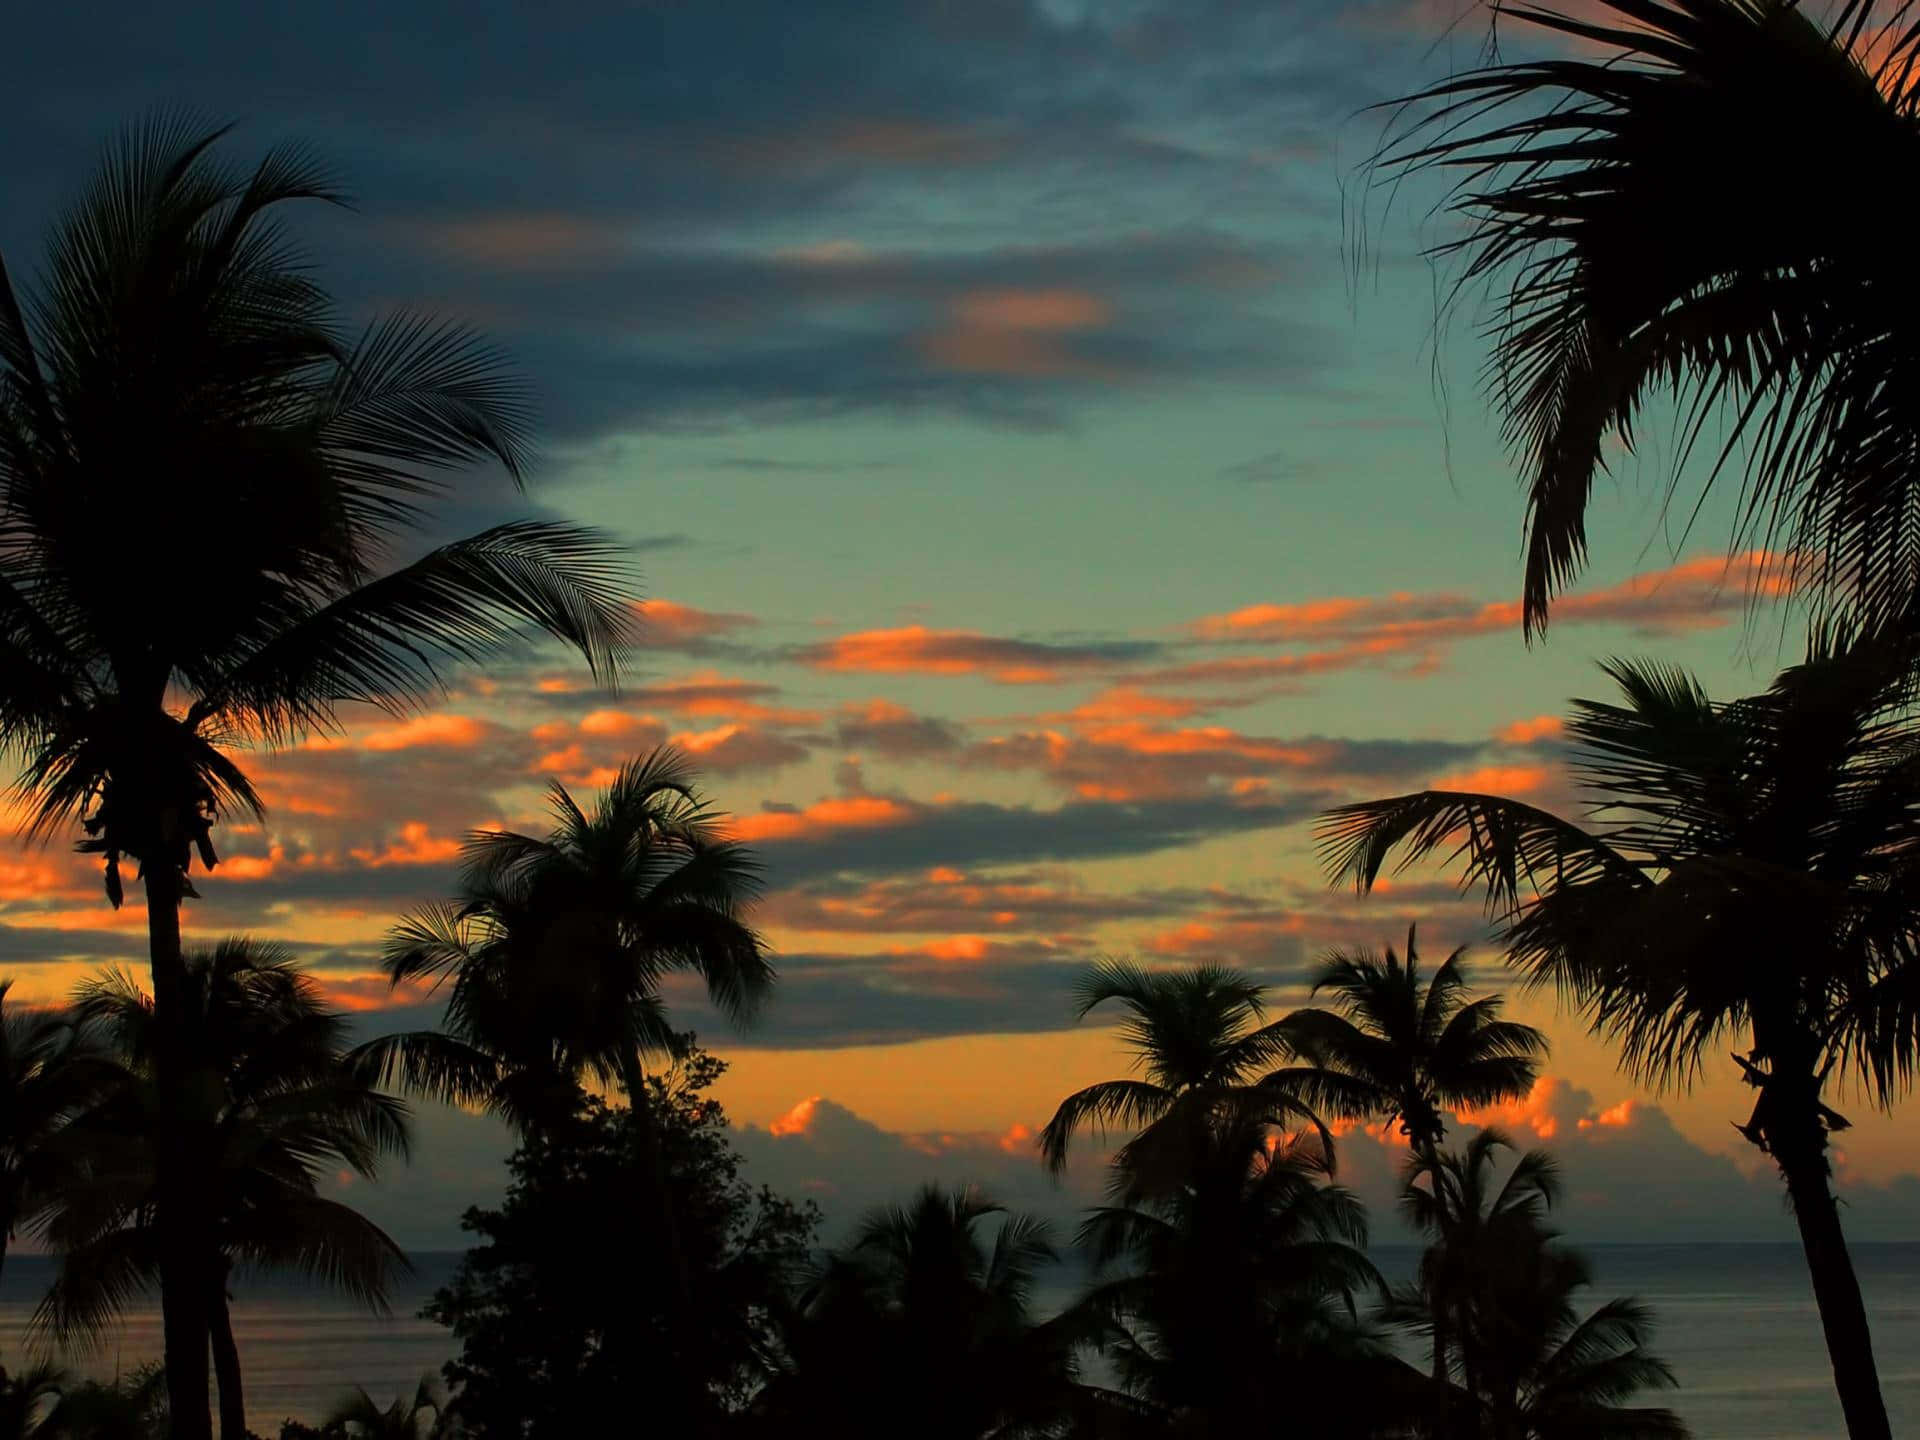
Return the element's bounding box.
[1774,1106,1892,1440]
[146,861,215,1440]
[1419,1139,1458,1440]
[209,1263,247,1440]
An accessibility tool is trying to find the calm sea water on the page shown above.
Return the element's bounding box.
[4,1244,1918,1437]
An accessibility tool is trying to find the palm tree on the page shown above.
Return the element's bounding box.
[0,1364,64,1440]
[1472,1247,1687,1440]
[0,117,633,1440]
[1372,0,1920,637]
[1319,639,1920,1439]
[762,1185,1082,1440]
[1271,929,1546,1428]
[364,748,770,1126]
[1395,1130,1561,1423]
[321,1378,450,1440]
[1070,1118,1412,1437]
[1,982,115,1282]
[1037,961,1323,1203]
[32,941,411,1440]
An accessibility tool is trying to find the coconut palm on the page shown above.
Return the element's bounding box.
[32,941,411,1440]
[0,1364,64,1440]
[362,747,770,1125]
[1037,961,1324,1203]
[1,982,115,1281]
[761,1185,1082,1440]
[1070,1117,1412,1437]
[0,117,633,1439]
[1271,929,1546,1428]
[1319,639,1920,1438]
[1373,0,1920,637]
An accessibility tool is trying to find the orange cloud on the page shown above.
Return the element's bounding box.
[1176,551,1790,688]
[1429,765,1548,794]
[1497,715,1564,745]
[730,794,913,844]
[802,626,1126,684]
[632,598,758,648]
[418,212,626,268]
[917,287,1117,379]
[306,714,488,754]
[349,822,464,869]
[769,1095,825,1137]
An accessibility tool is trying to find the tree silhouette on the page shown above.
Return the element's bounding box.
[364,748,769,1129]
[1,982,114,1283]
[762,1184,1083,1440]
[1272,928,1545,1430]
[1320,640,1920,1439]
[1069,1118,1414,1437]
[1373,0,1920,637]
[1037,961,1323,1203]
[1397,1135,1684,1440]
[32,942,410,1440]
[0,116,633,1440]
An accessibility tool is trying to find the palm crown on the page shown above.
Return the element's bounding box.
[368,748,772,1126]
[1375,0,1920,636]
[1273,928,1546,1153]
[1036,961,1327,1200]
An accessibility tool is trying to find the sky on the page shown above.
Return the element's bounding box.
[3,0,1916,1249]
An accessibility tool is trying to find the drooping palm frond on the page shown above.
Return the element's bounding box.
[1372,0,1920,636]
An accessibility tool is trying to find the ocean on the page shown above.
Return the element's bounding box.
[4,1244,1918,1437]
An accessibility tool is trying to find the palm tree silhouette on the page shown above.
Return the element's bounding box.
[32,942,410,1440]
[1320,641,1920,1439]
[764,1184,1081,1440]
[1037,961,1322,1203]
[365,748,770,1126]
[1271,928,1545,1430]
[1373,0,1920,637]
[1070,1116,1407,1436]
[1,982,115,1283]
[321,1378,450,1440]
[0,117,633,1440]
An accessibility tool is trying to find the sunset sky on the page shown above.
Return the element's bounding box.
[4,0,1917,1247]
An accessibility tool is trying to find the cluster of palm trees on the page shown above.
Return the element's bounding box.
[8,0,1920,1435]
[758,952,1684,1439]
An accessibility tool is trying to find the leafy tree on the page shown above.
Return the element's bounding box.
[1321,641,1920,1438]
[1,983,115,1281]
[426,1044,815,1440]
[760,1185,1084,1440]
[0,116,633,1439]
[1373,0,1920,637]
[1037,961,1323,1203]
[32,943,410,1440]
[1273,930,1545,1428]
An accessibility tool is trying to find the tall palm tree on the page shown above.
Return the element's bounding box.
[1070,1118,1411,1437]
[1037,961,1323,1203]
[0,118,633,1440]
[1319,639,1920,1439]
[31,941,411,1440]
[761,1185,1082,1440]
[1272,929,1546,1429]
[363,747,771,1125]
[1,982,115,1282]
[1373,0,1920,637]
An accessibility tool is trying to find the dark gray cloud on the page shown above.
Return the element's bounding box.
[753,791,1317,885]
[0,0,1436,442]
